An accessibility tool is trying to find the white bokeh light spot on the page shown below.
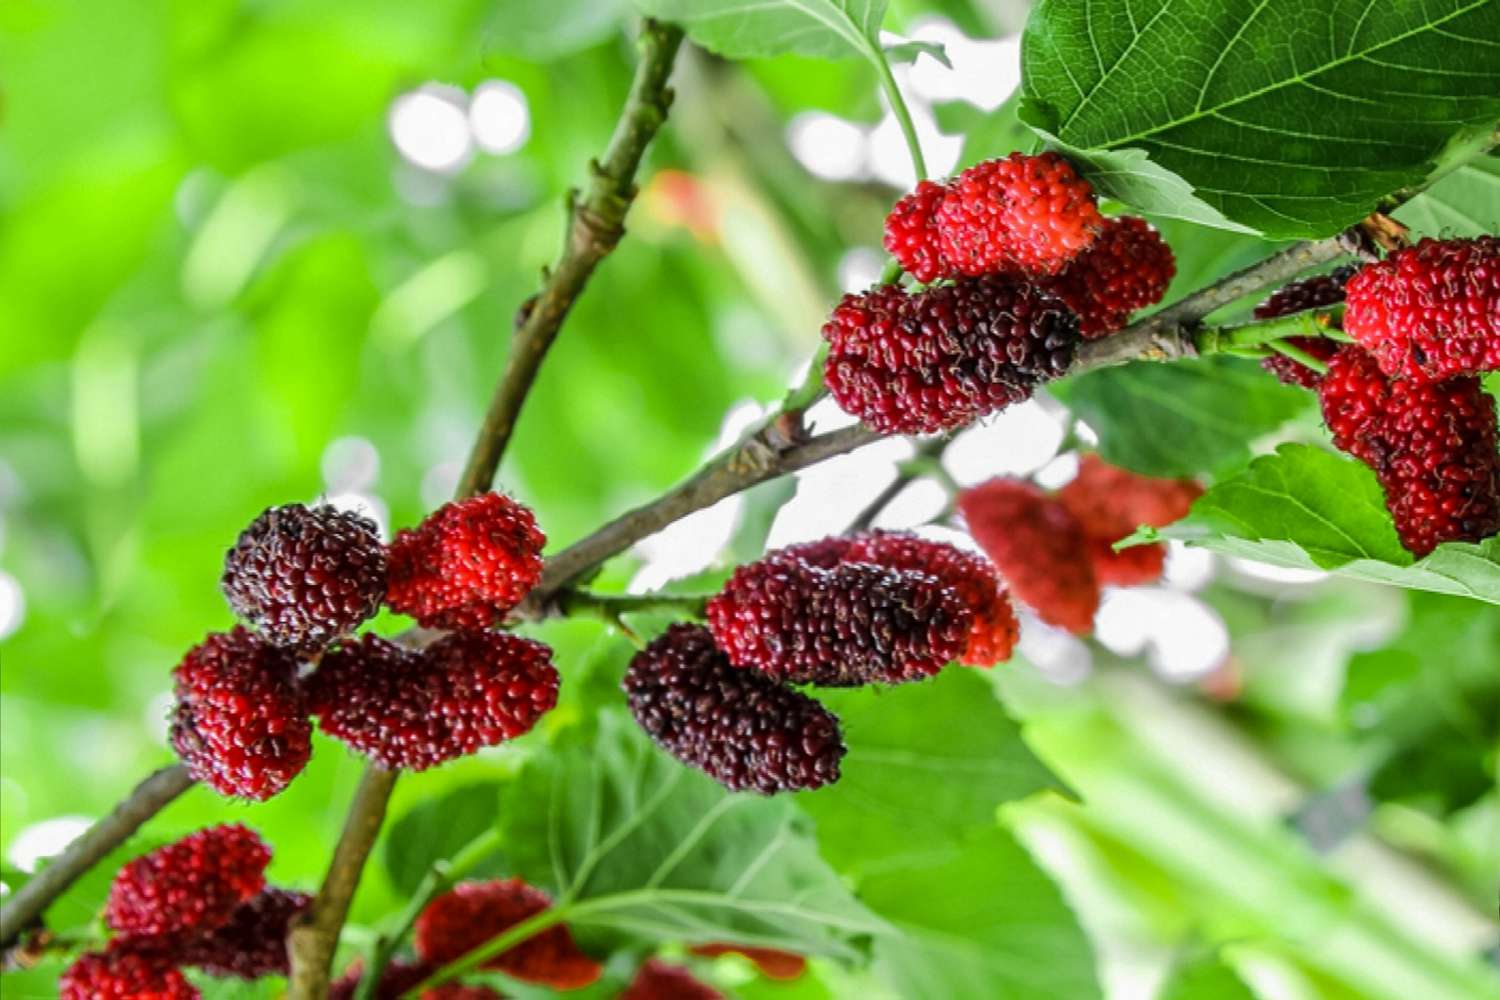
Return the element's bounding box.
[787,112,868,182]
[389,86,473,173]
[321,436,380,493]
[469,80,531,155]
[0,570,24,640]
[8,817,91,873]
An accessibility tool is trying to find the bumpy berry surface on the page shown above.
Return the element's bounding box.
[180,888,310,979]
[841,531,1018,666]
[708,543,971,686]
[1254,268,1353,387]
[386,493,545,629]
[414,879,601,989]
[1034,216,1174,338]
[169,627,312,801]
[1344,237,1500,383]
[623,624,845,794]
[105,824,270,936]
[61,946,199,1000]
[822,276,1080,434]
[934,153,1102,277]
[622,958,725,1000]
[883,179,950,283]
[1318,346,1500,556]
[308,631,559,771]
[221,503,386,651]
[690,943,806,981]
[958,479,1100,634]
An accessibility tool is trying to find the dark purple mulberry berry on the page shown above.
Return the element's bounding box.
[1254,267,1354,388]
[222,503,386,651]
[180,888,311,979]
[623,624,845,794]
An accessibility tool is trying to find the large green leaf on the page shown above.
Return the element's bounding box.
[867,827,1103,1000]
[1152,444,1500,603]
[1021,0,1500,238]
[1395,153,1500,238]
[1051,358,1309,478]
[1159,954,1257,1000]
[383,784,505,897]
[485,0,632,58]
[496,711,886,959]
[632,0,886,59]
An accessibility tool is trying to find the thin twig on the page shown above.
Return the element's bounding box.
[0,765,194,947]
[848,437,951,532]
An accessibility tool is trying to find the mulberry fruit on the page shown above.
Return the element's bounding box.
[1344,237,1500,383]
[307,631,559,771]
[386,493,546,629]
[1318,346,1500,556]
[180,888,311,979]
[690,943,806,980]
[958,479,1100,634]
[1254,268,1354,388]
[623,624,845,794]
[329,960,431,1000]
[622,958,724,1000]
[840,531,1018,666]
[1034,215,1175,338]
[169,627,312,801]
[221,503,386,651]
[414,879,601,990]
[883,180,950,283]
[822,276,1080,434]
[934,153,1102,277]
[707,544,971,686]
[105,824,270,937]
[1057,454,1201,584]
[61,946,199,1000]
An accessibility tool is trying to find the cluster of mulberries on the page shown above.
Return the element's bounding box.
[171,491,557,798]
[827,153,1173,433]
[958,459,1202,633]
[63,825,308,999]
[1255,239,1500,557]
[412,879,601,989]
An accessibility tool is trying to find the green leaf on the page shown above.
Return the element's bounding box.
[1051,358,1309,478]
[1158,445,1500,604]
[883,39,950,68]
[867,827,1102,1000]
[1020,0,1500,238]
[1395,153,1500,238]
[497,711,886,959]
[384,784,505,897]
[799,669,1062,875]
[1159,953,1256,1000]
[484,0,632,58]
[631,0,887,60]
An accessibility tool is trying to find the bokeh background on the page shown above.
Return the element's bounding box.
[2,1,1497,998]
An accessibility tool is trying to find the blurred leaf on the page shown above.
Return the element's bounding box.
[1020,0,1500,238]
[1051,358,1308,478]
[485,0,631,58]
[633,0,887,59]
[1159,953,1256,1000]
[1395,153,1500,238]
[799,670,1062,875]
[937,90,1037,173]
[1153,445,1500,603]
[497,711,885,958]
[883,39,949,68]
[867,827,1102,1000]
[384,784,505,897]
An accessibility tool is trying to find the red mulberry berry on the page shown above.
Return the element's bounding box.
[180,888,311,979]
[1318,346,1500,556]
[105,824,270,937]
[1057,454,1202,585]
[707,543,971,686]
[841,531,1018,666]
[934,153,1102,277]
[1254,267,1354,387]
[413,879,601,989]
[623,624,845,794]
[386,493,545,629]
[221,503,386,651]
[329,960,432,1000]
[822,277,1080,434]
[61,945,199,1000]
[1032,216,1174,338]
[1344,237,1500,383]
[307,631,559,771]
[883,179,950,283]
[622,958,724,1000]
[169,627,312,801]
[690,943,806,980]
[958,479,1100,634]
